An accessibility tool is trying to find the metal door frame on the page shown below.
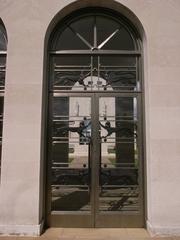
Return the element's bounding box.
[46,91,144,227]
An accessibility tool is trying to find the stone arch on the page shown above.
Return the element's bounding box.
[42,0,147,229]
[44,0,146,51]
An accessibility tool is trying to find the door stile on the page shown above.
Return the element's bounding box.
[136,94,145,224]
[91,93,100,226]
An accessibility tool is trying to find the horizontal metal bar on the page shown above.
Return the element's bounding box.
[50,91,141,97]
[50,50,141,55]
[51,185,89,188]
[53,163,87,166]
[51,211,91,215]
[52,86,139,89]
[52,167,88,170]
[101,141,136,144]
[53,115,89,118]
[101,185,139,188]
[51,90,142,95]
[0,51,7,55]
[54,65,136,69]
[54,69,136,72]
[54,64,91,68]
[101,167,138,170]
[53,162,71,165]
[100,65,136,68]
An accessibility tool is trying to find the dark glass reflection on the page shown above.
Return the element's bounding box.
[0,56,6,91]
[0,24,7,51]
[52,56,139,92]
[99,97,139,211]
[52,14,136,51]
[101,27,135,50]
[51,97,91,211]
[96,16,120,47]
[100,56,136,66]
[71,16,94,46]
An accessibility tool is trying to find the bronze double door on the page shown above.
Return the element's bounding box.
[48,92,144,227]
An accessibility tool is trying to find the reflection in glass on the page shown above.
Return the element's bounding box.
[101,27,134,50]
[99,97,139,212]
[51,97,91,211]
[0,24,7,51]
[52,14,136,51]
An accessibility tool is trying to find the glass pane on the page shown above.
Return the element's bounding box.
[51,56,139,92]
[96,16,120,47]
[100,56,136,66]
[101,27,135,50]
[52,56,92,91]
[0,24,7,51]
[99,56,139,91]
[51,96,91,212]
[51,13,137,51]
[71,16,94,47]
[0,56,6,91]
[54,27,89,50]
[99,97,139,212]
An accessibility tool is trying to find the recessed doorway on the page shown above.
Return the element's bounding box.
[46,8,144,228]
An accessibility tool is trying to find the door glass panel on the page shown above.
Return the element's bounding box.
[99,97,139,212]
[51,96,91,212]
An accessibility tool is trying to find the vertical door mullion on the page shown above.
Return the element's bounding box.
[91,93,100,226]
[137,94,144,220]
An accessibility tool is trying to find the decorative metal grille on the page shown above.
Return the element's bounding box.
[52,56,138,91]
[49,12,141,92]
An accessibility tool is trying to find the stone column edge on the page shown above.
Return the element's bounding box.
[0,220,44,236]
[147,220,180,237]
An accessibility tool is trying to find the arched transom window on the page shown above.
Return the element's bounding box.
[49,9,141,92]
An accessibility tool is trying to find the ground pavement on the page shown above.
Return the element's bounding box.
[0,228,180,240]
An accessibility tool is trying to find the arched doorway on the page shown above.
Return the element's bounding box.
[46,8,144,227]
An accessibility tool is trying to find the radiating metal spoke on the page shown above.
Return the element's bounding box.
[98,29,119,49]
[93,16,97,49]
[68,26,93,49]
